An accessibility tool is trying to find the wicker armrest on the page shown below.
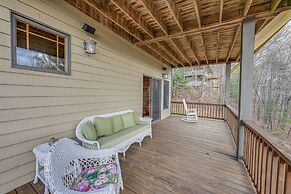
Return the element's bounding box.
[139,117,152,125]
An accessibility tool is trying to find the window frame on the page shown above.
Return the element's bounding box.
[11,12,71,75]
[163,80,170,110]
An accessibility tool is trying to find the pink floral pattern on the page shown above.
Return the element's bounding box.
[73,163,118,192]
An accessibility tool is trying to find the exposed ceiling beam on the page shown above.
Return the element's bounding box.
[231,63,240,73]
[83,0,171,66]
[137,0,182,66]
[84,0,143,41]
[158,42,182,64]
[236,55,240,62]
[135,19,241,45]
[170,39,191,66]
[146,44,176,67]
[216,0,223,63]
[154,43,179,67]
[271,0,282,11]
[135,7,285,45]
[219,0,224,23]
[215,0,224,63]
[256,18,270,33]
[192,0,201,28]
[110,0,154,38]
[185,35,200,65]
[110,0,179,66]
[235,17,271,62]
[227,0,251,63]
[138,0,168,35]
[226,25,241,62]
[200,33,208,64]
[165,0,184,31]
[243,0,254,17]
[215,30,221,63]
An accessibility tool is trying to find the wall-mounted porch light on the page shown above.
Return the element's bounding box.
[162,67,169,79]
[84,39,97,54]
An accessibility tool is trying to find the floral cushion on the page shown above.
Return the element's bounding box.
[73,163,118,192]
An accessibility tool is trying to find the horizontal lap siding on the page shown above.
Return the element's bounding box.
[0,0,171,193]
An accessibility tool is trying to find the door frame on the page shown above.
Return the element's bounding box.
[150,77,162,122]
[142,75,152,117]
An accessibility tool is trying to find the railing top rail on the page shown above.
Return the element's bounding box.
[225,104,238,117]
[243,120,291,166]
[171,101,224,106]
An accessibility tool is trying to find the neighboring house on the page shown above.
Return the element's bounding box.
[0,0,171,192]
[185,68,220,88]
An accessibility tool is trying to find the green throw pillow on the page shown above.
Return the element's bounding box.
[121,112,136,129]
[82,121,97,141]
[133,112,141,125]
[112,115,124,133]
[94,117,113,137]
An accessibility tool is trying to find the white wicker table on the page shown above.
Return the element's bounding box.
[32,143,50,194]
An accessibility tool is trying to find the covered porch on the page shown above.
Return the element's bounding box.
[8,116,255,194]
[1,0,291,193]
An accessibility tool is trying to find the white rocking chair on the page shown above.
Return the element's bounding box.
[44,138,123,194]
[181,99,198,123]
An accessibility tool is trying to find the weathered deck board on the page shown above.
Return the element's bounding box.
[8,117,255,194]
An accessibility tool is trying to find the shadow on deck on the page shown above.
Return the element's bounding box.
[7,116,255,194]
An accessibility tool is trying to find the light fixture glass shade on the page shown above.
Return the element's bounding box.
[84,39,96,54]
[162,72,168,79]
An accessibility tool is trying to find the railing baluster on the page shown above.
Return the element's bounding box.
[268,150,274,194]
[284,165,291,194]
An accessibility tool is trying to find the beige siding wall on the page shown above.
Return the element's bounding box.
[0,0,171,193]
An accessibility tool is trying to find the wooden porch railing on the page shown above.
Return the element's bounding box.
[171,101,291,193]
[224,104,239,145]
[243,121,291,194]
[171,101,225,120]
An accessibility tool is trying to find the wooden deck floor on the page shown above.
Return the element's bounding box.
[7,116,255,194]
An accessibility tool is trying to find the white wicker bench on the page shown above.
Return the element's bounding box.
[76,110,152,157]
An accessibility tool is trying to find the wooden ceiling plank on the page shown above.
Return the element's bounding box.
[200,33,209,64]
[84,0,143,41]
[165,0,184,31]
[138,0,168,35]
[226,25,241,62]
[185,36,200,65]
[170,39,191,66]
[192,0,201,28]
[110,0,155,38]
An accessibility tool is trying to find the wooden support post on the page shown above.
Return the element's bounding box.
[225,62,231,105]
[237,17,255,160]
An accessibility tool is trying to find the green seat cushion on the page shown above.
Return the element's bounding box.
[98,124,148,148]
[82,121,97,141]
[121,112,136,128]
[133,112,140,125]
[94,117,113,137]
[112,115,124,133]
